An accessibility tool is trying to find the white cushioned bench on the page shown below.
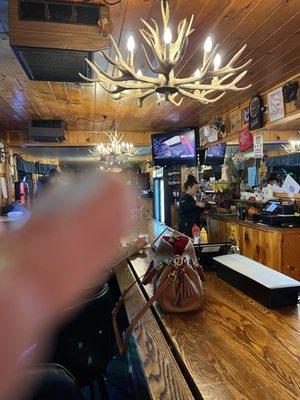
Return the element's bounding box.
[213,254,300,308]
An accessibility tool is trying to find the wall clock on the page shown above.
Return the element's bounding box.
[249,95,264,131]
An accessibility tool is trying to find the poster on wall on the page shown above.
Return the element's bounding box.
[268,87,285,122]
[238,126,253,152]
[253,134,264,158]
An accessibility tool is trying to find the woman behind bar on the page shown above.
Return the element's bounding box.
[178,175,204,237]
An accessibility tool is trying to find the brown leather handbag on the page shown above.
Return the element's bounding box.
[113,234,205,355]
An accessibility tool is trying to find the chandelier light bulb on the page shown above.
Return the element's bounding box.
[214,53,222,69]
[194,68,201,78]
[127,35,135,52]
[204,36,212,52]
[164,27,172,44]
[137,69,142,77]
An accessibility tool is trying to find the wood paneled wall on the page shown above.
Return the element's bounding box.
[0,130,152,147]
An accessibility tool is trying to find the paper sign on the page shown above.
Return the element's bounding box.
[254,134,264,158]
[238,126,253,152]
[1,177,8,199]
[268,87,285,122]
[282,174,300,195]
[248,167,257,187]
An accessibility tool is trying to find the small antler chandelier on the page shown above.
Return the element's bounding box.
[90,120,140,172]
[80,0,252,107]
[282,141,300,154]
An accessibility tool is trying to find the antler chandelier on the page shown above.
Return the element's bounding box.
[89,120,140,172]
[282,141,300,154]
[80,0,252,107]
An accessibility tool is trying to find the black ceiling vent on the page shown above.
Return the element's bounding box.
[28,120,66,143]
[19,0,100,26]
[13,46,94,82]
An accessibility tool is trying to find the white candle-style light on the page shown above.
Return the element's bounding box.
[204,36,212,53]
[194,68,201,78]
[127,35,135,52]
[164,27,172,60]
[164,27,172,44]
[203,36,213,65]
[127,35,135,66]
[214,53,222,70]
[137,69,142,77]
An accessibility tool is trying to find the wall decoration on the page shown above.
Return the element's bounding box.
[253,134,264,158]
[199,125,218,146]
[199,126,207,147]
[249,95,264,131]
[0,143,5,163]
[224,109,243,135]
[282,80,298,103]
[268,87,285,122]
[206,125,218,143]
[243,108,249,123]
[238,126,253,152]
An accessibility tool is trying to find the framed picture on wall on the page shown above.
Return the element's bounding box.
[268,87,285,122]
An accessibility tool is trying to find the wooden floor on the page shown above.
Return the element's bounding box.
[118,218,300,400]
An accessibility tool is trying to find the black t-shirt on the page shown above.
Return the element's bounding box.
[179,193,201,223]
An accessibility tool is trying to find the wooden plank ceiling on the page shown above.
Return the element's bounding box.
[0,0,299,136]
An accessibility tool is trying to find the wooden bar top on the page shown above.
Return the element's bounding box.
[121,217,300,400]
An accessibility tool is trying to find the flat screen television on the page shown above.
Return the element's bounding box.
[151,128,197,166]
[204,143,226,165]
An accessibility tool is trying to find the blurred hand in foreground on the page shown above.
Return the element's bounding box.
[0,174,133,399]
[134,237,147,249]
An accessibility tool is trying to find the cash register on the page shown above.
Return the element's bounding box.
[252,200,300,227]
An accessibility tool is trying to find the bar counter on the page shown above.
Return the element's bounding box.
[116,217,300,400]
[207,213,300,280]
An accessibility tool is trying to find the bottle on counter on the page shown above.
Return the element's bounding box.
[200,227,208,244]
[192,223,201,245]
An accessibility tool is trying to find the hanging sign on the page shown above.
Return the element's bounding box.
[253,134,264,158]
[268,87,285,122]
[238,126,253,152]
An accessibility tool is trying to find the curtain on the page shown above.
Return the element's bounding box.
[264,153,300,168]
[16,157,57,175]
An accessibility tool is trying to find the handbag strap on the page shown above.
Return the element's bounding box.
[112,269,177,355]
